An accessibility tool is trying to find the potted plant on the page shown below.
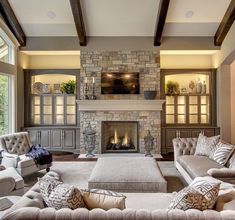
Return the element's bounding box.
[165,81,180,95]
[60,80,76,94]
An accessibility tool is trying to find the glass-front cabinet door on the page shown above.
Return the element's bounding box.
[164,70,213,126]
[42,95,53,125]
[66,95,76,125]
[30,72,77,126]
[32,95,41,125]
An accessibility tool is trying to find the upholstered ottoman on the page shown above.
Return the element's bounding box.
[88,157,167,192]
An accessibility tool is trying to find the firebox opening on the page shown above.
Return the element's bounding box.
[102,121,139,153]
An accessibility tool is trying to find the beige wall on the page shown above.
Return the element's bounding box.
[28,55,80,69]
[212,23,235,67]
[214,23,235,142]
[161,54,213,68]
[217,65,231,142]
[17,52,29,130]
[231,60,235,144]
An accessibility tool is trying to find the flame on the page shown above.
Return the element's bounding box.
[123,131,128,145]
[114,129,118,144]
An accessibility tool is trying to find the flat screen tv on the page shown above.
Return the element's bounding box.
[101,72,140,94]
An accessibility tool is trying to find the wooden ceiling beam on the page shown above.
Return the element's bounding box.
[154,0,170,46]
[0,0,26,46]
[69,0,87,46]
[214,0,235,46]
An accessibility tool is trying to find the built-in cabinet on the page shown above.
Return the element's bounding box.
[161,69,220,154]
[23,127,79,153]
[23,69,80,153]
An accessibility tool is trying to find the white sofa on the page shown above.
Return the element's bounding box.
[0,132,51,177]
[173,138,235,184]
[0,165,24,196]
[2,173,235,220]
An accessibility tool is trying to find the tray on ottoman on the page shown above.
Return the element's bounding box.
[88,157,167,192]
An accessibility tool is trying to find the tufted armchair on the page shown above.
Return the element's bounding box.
[0,132,52,177]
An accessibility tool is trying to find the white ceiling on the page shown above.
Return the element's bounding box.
[9,0,77,36]
[8,0,231,37]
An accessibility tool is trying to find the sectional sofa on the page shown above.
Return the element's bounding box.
[2,176,235,220]
[173,137,235,184]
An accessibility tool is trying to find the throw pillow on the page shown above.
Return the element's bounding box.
[38,175,62,205]
[82,189,126,210]
[47,183,87,210]
[169,180,220,211]
[190,179,220,204]
[212,141,235,165]
[168,186,207,210]
[194,133,220,158]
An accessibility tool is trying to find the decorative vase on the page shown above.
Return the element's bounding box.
[144,91,157,100]
[144,130,154,157]
[202,81,206,94]
[196,78,202,94]
[83,123,96,158]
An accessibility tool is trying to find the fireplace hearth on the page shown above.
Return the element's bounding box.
[102,121,139,153]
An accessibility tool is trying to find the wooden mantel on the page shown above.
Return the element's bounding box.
[76,100,165,111]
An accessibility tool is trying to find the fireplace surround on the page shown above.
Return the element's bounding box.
[101,121,139,153]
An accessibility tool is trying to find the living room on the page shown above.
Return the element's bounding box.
[0,0,235,219]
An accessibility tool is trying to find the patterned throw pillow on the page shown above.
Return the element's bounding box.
[47,183,87,210]
[168,187,206,210]
[169,180,220,211]
[82,189,126,210]
[38,175,62,205]
[190,179,220,204]
[38,175,86,210]
[194,133,220,158]
[213,141,235,165]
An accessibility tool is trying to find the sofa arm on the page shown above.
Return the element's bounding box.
[0,176,15,196]
[2,152,20,168]
[173,138,198,162]
[207,168,235,178]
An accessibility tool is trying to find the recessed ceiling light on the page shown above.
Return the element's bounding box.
[185,10,194,18]
[47,11,56,19]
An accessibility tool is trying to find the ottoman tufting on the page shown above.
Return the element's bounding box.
[88,157,167,192]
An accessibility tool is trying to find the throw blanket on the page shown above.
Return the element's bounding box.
[26,145,52,165]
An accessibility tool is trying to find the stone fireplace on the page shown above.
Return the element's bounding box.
[102,121,139,153]
[78,50,163,155]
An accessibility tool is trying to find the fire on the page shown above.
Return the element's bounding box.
[114,129,118,144]
[123,131,129,145]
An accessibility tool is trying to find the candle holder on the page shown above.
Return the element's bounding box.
[84,83,89,99]
[89,82,96,100]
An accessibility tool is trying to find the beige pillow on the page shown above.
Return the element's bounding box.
[213,141,235,165]
[82,189,126,210]
[169,179,220,211]
[194,133,220,158]
[215,191,235,211]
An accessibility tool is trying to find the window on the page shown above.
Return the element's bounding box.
[0,37,9,63]
[0,74,13,135]
[0,26,16,135]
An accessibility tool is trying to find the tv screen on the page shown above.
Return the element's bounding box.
[101,72,140,94]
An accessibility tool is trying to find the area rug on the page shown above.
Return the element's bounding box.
[23,161,187,193]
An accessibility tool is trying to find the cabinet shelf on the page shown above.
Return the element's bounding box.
[161,69,219,154]
[23,69,80,154]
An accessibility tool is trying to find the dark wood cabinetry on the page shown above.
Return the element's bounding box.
[24,127,79,153]
[23,69,80,153]
[161,69,220,154]
[162,127,220,154]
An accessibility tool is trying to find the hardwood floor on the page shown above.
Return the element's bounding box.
[52,152,174,161]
